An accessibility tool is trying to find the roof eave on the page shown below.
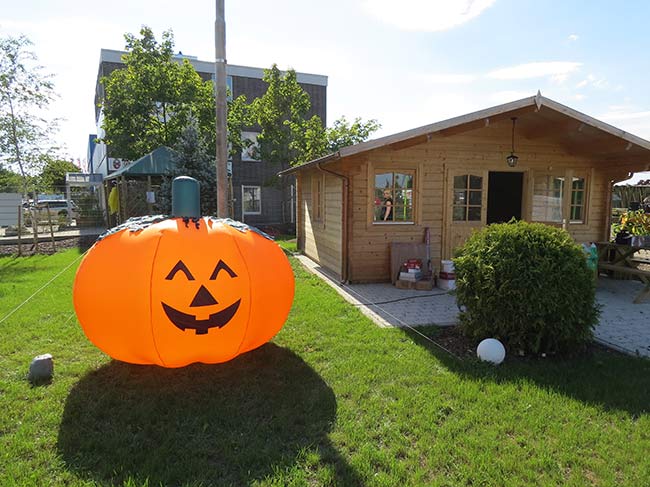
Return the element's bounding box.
[278,151,341,176]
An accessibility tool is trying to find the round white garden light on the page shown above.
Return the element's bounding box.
[476,338,506,365]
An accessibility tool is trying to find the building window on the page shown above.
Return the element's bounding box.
[532,174,564,223]
[452,174,482,221]
[373,171,414,222]
[570,176,586,223]
[241,132,260,161]
[242,186,261,215]
[312,175,323,221]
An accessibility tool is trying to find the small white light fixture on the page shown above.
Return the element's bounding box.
[506,117,519,167]
[477,338,506,365]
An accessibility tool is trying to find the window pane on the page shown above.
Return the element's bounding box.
[571,206,583,222]
[468,207,481,221]
[454,175,467,189]
[532,174,564,223]
[393,205,405,221]
[572,177,585,190]
[394,173,413,189]
[571,190,583,206]
[453,206,466,221]
[469,175,482,189]
[469,190,482,205]
[453,190,467,205]
[375,173,393,190]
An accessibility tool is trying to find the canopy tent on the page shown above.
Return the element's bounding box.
[104,146,176,180]
[104,146,177,224]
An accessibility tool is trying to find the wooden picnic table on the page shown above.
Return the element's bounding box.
[595,242,650,304]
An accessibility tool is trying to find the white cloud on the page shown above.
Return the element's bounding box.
[576,74,609,90]
[574,94,586,101]
[568,34,579,41]
[487,62,582,81]
[362,0,496,32]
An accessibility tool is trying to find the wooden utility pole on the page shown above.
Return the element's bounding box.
[215,0,229,218]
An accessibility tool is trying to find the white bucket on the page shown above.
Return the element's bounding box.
[441,260,454,273]
[438,279,456,291]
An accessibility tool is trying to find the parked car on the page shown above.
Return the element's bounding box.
[31,200,79,221]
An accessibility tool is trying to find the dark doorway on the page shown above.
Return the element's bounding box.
[487,172,523,224]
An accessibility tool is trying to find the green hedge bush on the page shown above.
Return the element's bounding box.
[454,221,599,355]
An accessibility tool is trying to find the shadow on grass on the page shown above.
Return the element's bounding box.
[402,327,650,417]
[58,343,361,486]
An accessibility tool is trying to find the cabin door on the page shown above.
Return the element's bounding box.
[444,169,488,259]
[486,171,524,224]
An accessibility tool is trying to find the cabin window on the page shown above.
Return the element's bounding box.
[373,171,415,222]
[452,174,482,221]
[242,185,261,215]
[312,175,323,221]
[532,174,564,223]
[532,173,588,224]
[570,176,586,223]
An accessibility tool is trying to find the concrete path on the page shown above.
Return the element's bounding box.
[296,255,650,358]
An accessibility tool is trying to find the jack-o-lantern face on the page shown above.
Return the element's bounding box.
[73,217,294,368]
[161,259,241,334]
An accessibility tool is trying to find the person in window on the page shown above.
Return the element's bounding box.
[380,189,393,221]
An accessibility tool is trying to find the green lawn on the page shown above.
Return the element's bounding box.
[1,247,649,486]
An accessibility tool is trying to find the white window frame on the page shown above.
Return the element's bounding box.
[242,185,262,216]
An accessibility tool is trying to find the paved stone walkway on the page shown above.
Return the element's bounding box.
[296,255,650,358]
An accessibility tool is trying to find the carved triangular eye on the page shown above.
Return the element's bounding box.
[165,260,195,280]
[210,260,237,280]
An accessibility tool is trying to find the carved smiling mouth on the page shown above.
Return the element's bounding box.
[161,299,241,335]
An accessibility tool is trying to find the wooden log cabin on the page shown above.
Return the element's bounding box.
[280,93,650,283]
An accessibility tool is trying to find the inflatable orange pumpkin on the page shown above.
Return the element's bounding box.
[73,216,294,367]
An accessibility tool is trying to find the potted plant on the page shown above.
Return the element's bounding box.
[612,209,650,246]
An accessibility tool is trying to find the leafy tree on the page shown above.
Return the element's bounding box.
[38,158,80,193]
[0,165,25,193]
[100,26,249,174]
[159,119,217,216]
[251,65,317,169]
[0,34,59,196]
[100,27,212,161]
[251,65,380,168]
[325,116,381,153]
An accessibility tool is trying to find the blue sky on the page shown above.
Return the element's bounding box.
[2,0,650,182]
